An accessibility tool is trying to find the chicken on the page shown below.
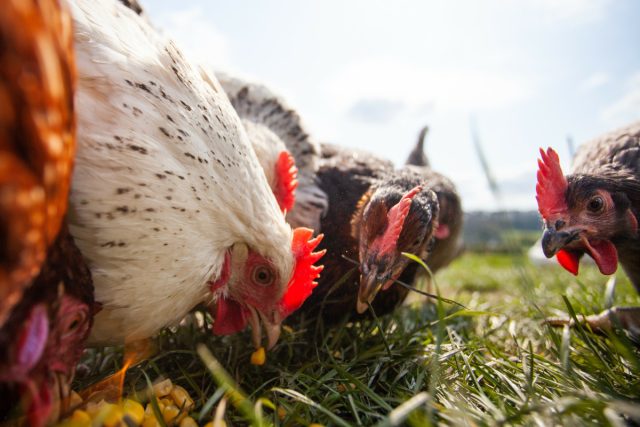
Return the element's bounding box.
[217,74,329,230]
[404,126,463,274]
[0,0,93,425]
[1,227,93,426]
[65,0,323,349]
[536,121,640,336]
[302,144,440,320]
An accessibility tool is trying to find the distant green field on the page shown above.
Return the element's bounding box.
[77,251,640,426]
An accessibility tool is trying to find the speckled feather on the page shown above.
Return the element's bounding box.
[65,0,294,344]
[216,75,329,230]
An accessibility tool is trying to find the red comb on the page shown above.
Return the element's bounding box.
[373,186,422,256]
[274,151,298,213]
[536,148,568,220]
[278,228,325,318]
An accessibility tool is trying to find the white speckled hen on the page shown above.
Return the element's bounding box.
[65,0,323,348]
[537,121,640,337]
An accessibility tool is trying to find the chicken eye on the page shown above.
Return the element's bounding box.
[587,196,604,213]
[252,265,274,286]
[62,312,86,337]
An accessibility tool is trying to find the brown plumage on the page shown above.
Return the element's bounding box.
[0,1,93,425]
[0,0,76,326]
[405,125,463,273]
[537,121,640,337]
[298,144,440,323]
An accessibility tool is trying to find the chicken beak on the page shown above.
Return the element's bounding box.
[541,226,580,258]
[247,307,282,350]
[357,264,386,314]
[263,318,281,350]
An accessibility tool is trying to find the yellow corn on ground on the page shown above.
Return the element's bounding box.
[250,347,266,365]
[179,416,198,427]
[56,379,197,427]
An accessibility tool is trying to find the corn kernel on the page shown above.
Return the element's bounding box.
[309,424,325,427]
[142,415,161,427]
[203,422,214,427]
[145,400,165,417]
[204,422,226,427]
[277,406,287,420]
[160,398,174,408]
[94,403,124,427]
[152,378,174,397]
[70,409,91,425]
[179,417,198,427]
[170,385,194,411]
[122,399,145,425]
[250,347,266,365]
[56,409,91,427]
[163,404,183,424]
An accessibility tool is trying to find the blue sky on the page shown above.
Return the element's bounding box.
[143,0,640,211]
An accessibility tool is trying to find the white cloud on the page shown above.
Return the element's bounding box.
[580,71,610,91]
[152,7,234,73]
[601,72,640,125]
[327,58,532,118]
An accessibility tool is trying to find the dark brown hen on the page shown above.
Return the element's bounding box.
[536,121,640,337]
[404,126,464,274]
[0,0,93,425]
[299,144,440,323]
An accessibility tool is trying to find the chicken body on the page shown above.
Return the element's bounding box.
[404,126,463,274]
[66,0,316,346]
[537,121,640,336]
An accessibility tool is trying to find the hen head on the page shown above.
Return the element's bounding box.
[352,182,439,313]
[0,293,91,426]
[536,147,638,276]
[209,228,324,349]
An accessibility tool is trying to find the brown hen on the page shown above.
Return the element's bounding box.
[0,1,94,426]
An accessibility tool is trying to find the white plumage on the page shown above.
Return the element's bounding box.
[216,74,329,231]
[66,0,294,344]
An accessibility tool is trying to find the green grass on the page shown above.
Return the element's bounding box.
[76,252,640,426]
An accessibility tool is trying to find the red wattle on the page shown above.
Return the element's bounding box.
[556,250,579,275]
[587,240,618,276]
[25,380,52,427]
[212,297,248,335]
